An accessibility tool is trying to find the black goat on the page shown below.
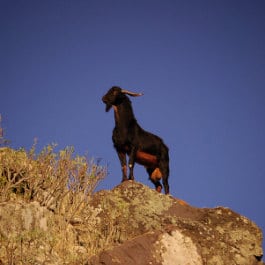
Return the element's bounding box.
[102,86,169,194]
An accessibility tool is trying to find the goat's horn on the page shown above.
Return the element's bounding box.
[121,89,143,97]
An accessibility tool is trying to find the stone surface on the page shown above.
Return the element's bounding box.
[88,181,263,265]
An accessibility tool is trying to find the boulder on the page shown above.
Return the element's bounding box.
[89,181,263,265]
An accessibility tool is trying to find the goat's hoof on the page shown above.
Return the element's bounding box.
[156,186,162,193]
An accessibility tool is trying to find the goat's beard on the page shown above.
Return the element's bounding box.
[105,104,112,112]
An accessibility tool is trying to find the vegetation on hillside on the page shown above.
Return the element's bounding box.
[0,144,106,204]
[0,143,107,264]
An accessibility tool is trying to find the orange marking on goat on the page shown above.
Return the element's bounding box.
[136,151,158,167]
[150,167,162,181]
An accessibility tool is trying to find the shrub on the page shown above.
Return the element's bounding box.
[0,144,107,264]
[0,144,106,205]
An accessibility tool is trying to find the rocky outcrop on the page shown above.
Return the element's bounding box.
[0,181,263,264]
[89,181,263,265]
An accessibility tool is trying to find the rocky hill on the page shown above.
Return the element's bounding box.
[0,180,263,264]
[89,181,264,265]
[0,146,264,264]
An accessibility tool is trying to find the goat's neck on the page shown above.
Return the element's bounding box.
[113,101,136,128]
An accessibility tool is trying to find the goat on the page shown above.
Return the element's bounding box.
[102,86,169,194]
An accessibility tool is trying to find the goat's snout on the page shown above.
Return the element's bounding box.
[102,95,112,112]
[102,95,107,103]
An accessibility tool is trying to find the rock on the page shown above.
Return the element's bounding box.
[88,181,263,265]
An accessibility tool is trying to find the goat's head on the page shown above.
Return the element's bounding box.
[102,86,143,112]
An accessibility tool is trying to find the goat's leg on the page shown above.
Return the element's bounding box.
[128,148,136,180]
[159,162,170,194]
[162,177,169,194]
[151,178,163,193]
[117,151,127,182]
[147,168,162,192]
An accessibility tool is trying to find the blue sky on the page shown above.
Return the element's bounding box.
[1,0,265,250]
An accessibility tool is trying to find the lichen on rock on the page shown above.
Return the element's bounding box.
[88,181,264,265]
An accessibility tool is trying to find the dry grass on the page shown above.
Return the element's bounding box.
[0,143,106,204]
[0,143,107,264]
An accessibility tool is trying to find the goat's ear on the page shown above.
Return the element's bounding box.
[121,89,143,97]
